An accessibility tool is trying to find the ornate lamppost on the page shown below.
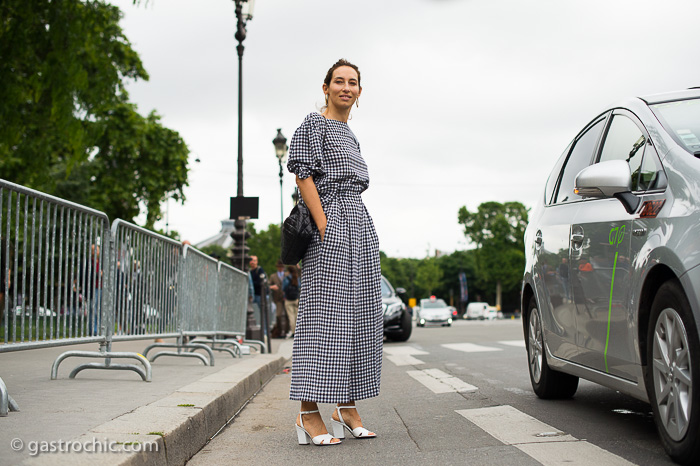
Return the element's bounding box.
[230,0,255,272]
[272,128,288,225]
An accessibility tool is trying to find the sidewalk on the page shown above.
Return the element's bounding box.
[0,336,292,465]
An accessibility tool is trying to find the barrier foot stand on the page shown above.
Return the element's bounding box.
[142,343,214,366]
[188,338,239,358]
[243,339,267,353]
[51,346,152,382]
[0,377,20,417]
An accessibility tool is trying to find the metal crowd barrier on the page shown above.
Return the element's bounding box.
[0,179,112,415]
[0,180,251,417]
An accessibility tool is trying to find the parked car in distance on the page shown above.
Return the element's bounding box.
[464,302,489,320]
[417,296,452,327]
[382,276,412,342]
[522,88,700,464]
[484,306,499,321]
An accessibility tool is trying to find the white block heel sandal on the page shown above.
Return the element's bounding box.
[295,410,341,446]
[330,405,377,439]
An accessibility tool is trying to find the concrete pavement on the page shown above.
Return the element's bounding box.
[0,337,292,465]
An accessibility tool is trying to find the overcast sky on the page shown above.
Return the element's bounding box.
[110,0,700,258]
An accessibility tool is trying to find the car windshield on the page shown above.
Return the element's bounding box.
[651,97,700,154]
[380,278,393,298]
[422,300,447,308]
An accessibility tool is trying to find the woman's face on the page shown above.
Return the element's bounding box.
[323,66,361,111]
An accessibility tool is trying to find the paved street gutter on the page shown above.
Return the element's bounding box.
[23,342,293,466]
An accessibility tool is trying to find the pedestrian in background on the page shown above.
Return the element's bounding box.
[269,259,289,338]
[248,255,265,308]
[287,58,382,446]
[282,264,300,339]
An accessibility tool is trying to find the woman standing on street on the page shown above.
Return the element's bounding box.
[287,59,383,446]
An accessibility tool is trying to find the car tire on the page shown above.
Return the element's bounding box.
[526,296,579,399]
[646,280,700,465]
[388,311,412,342]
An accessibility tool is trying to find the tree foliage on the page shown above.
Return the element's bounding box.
[246,223,282,278]
[457,201,529,307]
[0,0,189,226]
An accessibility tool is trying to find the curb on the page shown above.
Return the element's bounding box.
[24,342,293,466]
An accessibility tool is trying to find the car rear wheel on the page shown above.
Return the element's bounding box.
[526,296,578,399]
[646,280,700,465]
[388,310,412,342]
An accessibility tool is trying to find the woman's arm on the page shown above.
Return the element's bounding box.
[296,175,327,241]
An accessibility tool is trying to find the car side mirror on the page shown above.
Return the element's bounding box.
[574,160,640,214]
[395,287,406,295]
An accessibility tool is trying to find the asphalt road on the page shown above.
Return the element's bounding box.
[187,319,674,466]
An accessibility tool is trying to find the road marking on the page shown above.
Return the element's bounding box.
[442,343,502,353]
[407,369,477,394]
[504,387,531,396]
[499,340,526,348]
[384,346,428,366]
[456,405,634,466]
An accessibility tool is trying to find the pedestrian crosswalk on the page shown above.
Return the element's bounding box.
[442,342,503,353]
[382,345,428,366]
[406,368,478,394]
[456,406,634,466]
[384,340,633,465]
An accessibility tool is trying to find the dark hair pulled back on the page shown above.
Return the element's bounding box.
[324,58,361,88]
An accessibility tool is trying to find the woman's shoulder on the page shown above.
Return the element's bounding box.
[300,112,325,126]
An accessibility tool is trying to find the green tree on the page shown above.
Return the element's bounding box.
[0,0,189,226]
[246,223,282,277]
[457,201,529,309]
[434,250,478,311]
[200,244,229,261]
[414,257,443,297]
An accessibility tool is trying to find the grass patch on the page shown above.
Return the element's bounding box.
[177,404,195,407]
[148,432,164,437]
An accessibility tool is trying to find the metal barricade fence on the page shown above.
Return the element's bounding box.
[110,220,182,341]
[0,179,253,417]
[180,245,219,336]
[0,179,111,415]
[216,261,248,338]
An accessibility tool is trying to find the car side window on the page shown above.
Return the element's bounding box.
[598,115,645,190]
[544,143,571,205]
[637,146,666,191]
[554,118,605,204]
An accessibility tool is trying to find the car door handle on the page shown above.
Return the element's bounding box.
[535,230,543,248]
[571,226,584,244]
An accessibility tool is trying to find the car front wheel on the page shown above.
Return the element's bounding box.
[647,280,700,465]
[526,296,578,399]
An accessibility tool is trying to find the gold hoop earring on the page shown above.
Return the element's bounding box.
[355,98,359,108]
[325,94,329,105]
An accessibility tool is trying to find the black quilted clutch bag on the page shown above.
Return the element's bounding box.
[281,200,314,265]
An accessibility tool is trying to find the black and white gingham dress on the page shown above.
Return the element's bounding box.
[287,112,383,403]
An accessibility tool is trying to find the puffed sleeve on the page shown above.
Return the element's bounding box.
[287,113,326,180]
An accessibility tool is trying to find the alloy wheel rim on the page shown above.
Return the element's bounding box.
[529,307,543,383]
[652,307,693,441]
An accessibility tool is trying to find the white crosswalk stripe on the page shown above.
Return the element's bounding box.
[384,346,428,366]
[407,369,477,394]
[442,342,502,353]
[499,340,526,347]
[456,405,634,466]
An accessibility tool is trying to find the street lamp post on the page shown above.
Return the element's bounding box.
[230,0,258,341]
[272,128,288,225]
[230,0,255,271]
[233,0,254,198]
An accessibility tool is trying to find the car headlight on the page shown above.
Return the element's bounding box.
[384,303,403,318]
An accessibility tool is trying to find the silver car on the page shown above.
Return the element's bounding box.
[522,88,700,465]
[417,296,453,327]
